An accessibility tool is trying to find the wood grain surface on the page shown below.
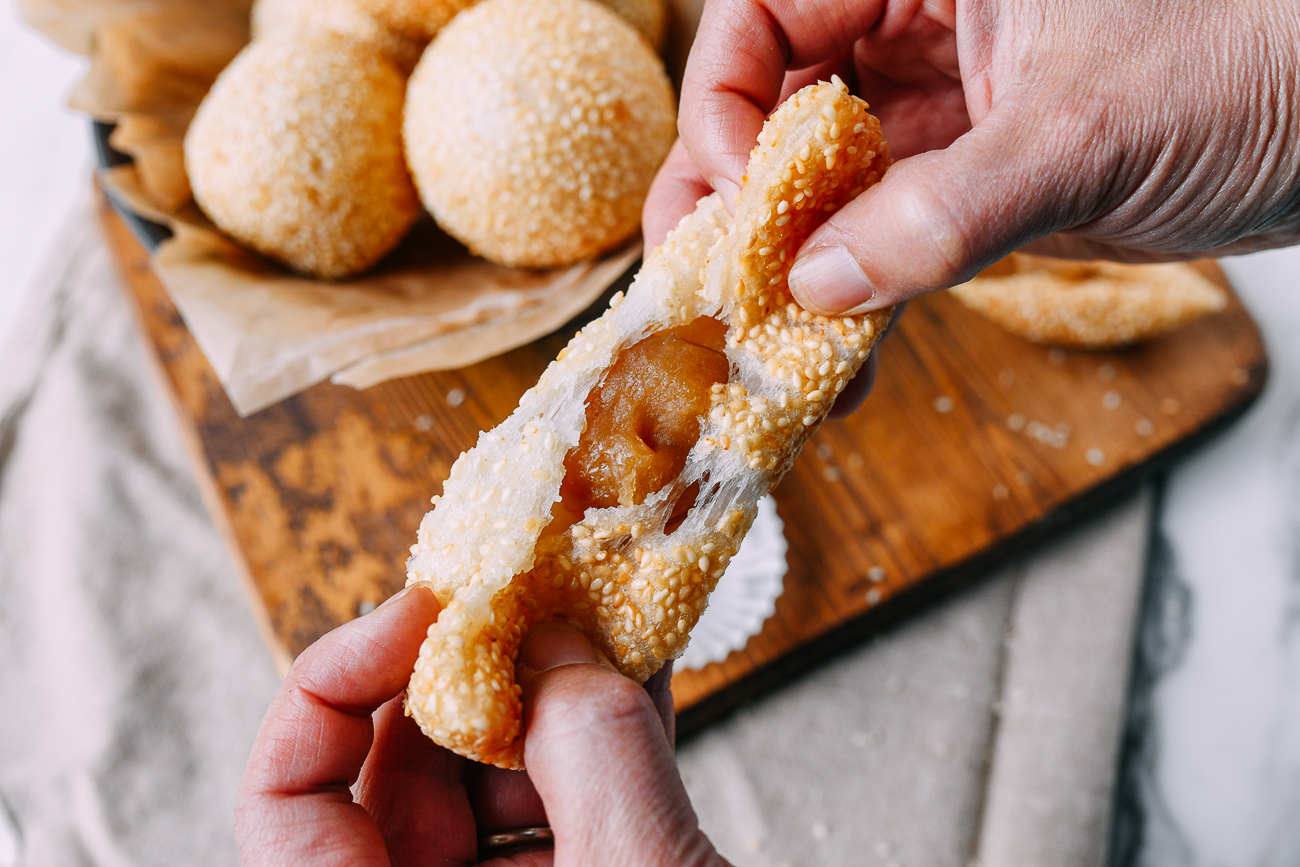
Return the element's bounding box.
[100,193,1267,733]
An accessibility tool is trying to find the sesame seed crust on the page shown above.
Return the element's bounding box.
[403,0,676,269]
[948,254,1228,348]
[404,80,893,769]
[185,33,421,279]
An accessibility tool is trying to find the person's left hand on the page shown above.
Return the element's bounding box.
[234,583,726,866]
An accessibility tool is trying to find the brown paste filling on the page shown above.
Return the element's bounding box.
[558,317,728,518]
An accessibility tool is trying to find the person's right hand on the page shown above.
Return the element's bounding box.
[647,0,1300,319]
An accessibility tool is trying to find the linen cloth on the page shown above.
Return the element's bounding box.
[0,206,1151,866]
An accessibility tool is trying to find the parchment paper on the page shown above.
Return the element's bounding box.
[20,0,643,415]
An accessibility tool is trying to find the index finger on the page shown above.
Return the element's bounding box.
[234,584,441,866]
[679,0,888,190]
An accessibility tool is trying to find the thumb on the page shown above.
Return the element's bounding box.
[517,624,725,867]
[789,112,1075,314]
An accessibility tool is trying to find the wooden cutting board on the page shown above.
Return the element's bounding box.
[99,193,1267,735]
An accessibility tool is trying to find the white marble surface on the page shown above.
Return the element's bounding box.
[0,3,90,348]
[1114,248,1300,867]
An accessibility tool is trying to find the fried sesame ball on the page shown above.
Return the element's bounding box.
[185,33,420,279]
[598,0,667,51]
[354,0,477,42]
[251,0,424,72]
[404,0,676,269]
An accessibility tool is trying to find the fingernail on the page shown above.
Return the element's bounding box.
[376,581,432,612]
[521,622,599,671]
[711,176,740,214]
[789,246,877,314]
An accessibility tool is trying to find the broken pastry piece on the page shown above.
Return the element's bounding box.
[404,80,893,768]
[949,253,1228,349]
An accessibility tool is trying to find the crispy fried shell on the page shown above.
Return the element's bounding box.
[403,0,676,269]
[185,33,420,279]
[949,253,1228,348]
[403,80,893,768]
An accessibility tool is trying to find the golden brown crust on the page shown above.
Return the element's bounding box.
[184,33,420,279]
[402,0,676,269]
[949,253,1228,348]
[404,80,893,768]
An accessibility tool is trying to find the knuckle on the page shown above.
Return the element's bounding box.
[545,669,657,742]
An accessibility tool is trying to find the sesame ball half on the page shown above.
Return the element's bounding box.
[404,0,676,269]
[185,33,421,279]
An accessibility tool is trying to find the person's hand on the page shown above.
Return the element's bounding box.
[234,584,728,866]
[646,0,1300,320]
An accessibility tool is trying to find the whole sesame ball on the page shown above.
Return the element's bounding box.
[355,0,477,42]
[404,0,677,269]
[251,0,424,72]
[599,0,667,51]
[185,33,421,279]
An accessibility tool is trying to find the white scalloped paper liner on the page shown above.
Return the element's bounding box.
[677,496,787,671]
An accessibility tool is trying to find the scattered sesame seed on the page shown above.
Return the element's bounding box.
[933,396,955,413]
[1103,391,1121,409]
[1135,418,1155,436]
[446,388,466,407]
[415,414,433,431]
[992,484,1009,500]
[1098,363,1117,381]
[868,566,886,582]
[1086,448,1106,466]
[1006,414,1026,431]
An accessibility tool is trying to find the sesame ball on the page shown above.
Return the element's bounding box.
[404,0,676,269]
[354,0,477,42]
[251,0,424,72]
[599,0,667,51]
[185,33,421,279]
